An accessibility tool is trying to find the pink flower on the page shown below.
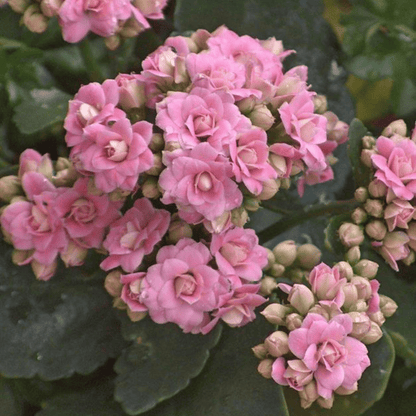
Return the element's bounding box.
[120,272,148,312]
[58,0,133,43]
[70,118,153,193]
[272,357,314,391]
[371,137,416,202]
[100,198,170,272]
[210,226,268,281]
[384,199,416,231]
[141,238,225,333]
[269,143,303,178]
[159,143,243,223]
[230,128,277,195]
[155,87,250,152]
[54,178,121,248]
[372,231,410,271]
[288,313,370,399]
[64,80,125,147]
[18,149,53,179]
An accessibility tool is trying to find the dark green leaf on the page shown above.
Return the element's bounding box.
[13,88,71,135]
[283,331,395,416]
[0,240,126,380]
[345,54,395,81]
[324,213,354,255]
[0,377,24,416]
[390,77,416,117]
[114,316,222,415]
[347,118,371,188]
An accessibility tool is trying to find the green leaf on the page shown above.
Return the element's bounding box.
[347,118,372,188]
[145,317,289,416]
[324,213,353,255]
[36,376,125,416]
[13,88,71,135]
[391,77,416,117]
[0,377,24,416]
[345,54,395,81]
[283,331,395,416]
[114,316,222,415]
[0,240,126,380]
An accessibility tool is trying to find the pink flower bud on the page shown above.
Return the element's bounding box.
[31,259,57,281]
[376,231,410,271]
[339,223,364,247]
[382,119,407,137]
[313,95,328,114]
[259,276,278,296]
[351,207,367,225]
[365,220,387,241]
[60,240,88,267]
[384,199,416,232]
[260,37,285,55]
[286,313,303,331]
[261,303,292,325]
[354,259,379,279]
[364,199,384,218]
[104,270,123,297]
[360,321,383,344]
[368,311,385,326]
[264,248,276,271]
[354,187,368,203]
[104,35,121,51]
[258,358,274,379]
[272,240,297,267]
[346,246,361,265]
[349,299,369,313]
[295,243,321,270]
[361,149,376,168]
[348,312,371,339]
[252,343,268,359]
[141,177,161,199]
[40,0,62,17]
[379,295,398,318]
[287,284,315,315]
[264,331,290,357]
[324,111,349,144]
[299,381,319,409]
[127,309,147,322]
[351,276,372,300]
[8,0,30,13]
[258,179,280,200]
[334,261,354,280]
[362,135,376,149]
[146,153,163,176]
[12,249,33,265]
[308,304,330,320]
[317,395,334,409]
[368,180,387,198]
[116,74,146,111]
[149,133,165,152]
[0,176,21,202]
[342,283,359,309]
[23,5,49,33]
[269,153,288,177]
[249,104,275,130]
[230,207,249,228]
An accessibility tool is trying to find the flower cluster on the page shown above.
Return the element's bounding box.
[6,0,167,47]
[340,120,416,270]
[254,242,397,409]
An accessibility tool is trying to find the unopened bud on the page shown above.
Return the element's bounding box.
[264,248,276,271]
[168,215,193,243]
[346,245,361,265]
[354,259,379,279]
[379,295,398,317]
[237,96,256,114]
[288,284,315,315]
[258,179,280,200]
[244,197,261,212]
[365,220,387,241]
[402,250,415,266]
[351,208,367,225]
[280,177,291,189]
[264,331,290,357]
[382,119,407,137]
[105,270,123,297]
[368,180,387,198]
[361,149,376,168]
[8,0,31,13]
[348,312,371,339]
[230,206,249,228]
[273,240,297,267]
[308,304,330,320]
[299,381,319,409]
[313,95,327,114]
[339,223,364,247]
[334,261,354,280]
[362,135,376,149]
[60,241,88,267]
[104,35,121,51]
[149,133,165,152]
[40,0,62,17]
[146,153,163,176]
[257,358,274,379]
[360,321,383,344]
[127,309,147,322]
[141,177,161,199]
[317,395,334,409]
[342,283,359,309]
[0,176,21,202]
[116,73,145,110]
[261,303,291,325]
[12,249,33,265]
[269,263,285,278]
[351,276,372,300]
[349,299,368,313]
[286,313,303,331]
[364,199,384,218]
[288,268,306,283]
[23,5,49,34]
[368,311,386,326]
[31,259,57,281]
[336,383,358,395]
[296,244,321,270]
[354,187,368,203]
[252,343,268,359]
[249,104,275,130]
[259,276,278,296]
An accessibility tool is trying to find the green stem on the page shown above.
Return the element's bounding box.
[78,38,105,83]
[257,199,358,244]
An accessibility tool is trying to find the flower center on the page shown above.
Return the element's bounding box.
[174,273,196,297]
[239,148,258,165]
[77,103,99,125]
[70,198,96,223]
[220,242,248,266]
[105,140,129,162]
[196,172,213,192]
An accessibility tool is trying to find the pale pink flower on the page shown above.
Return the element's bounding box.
[272,357,314,391]
[372,231,410,271]
[141,238,225,333]
[100,198,170,272]
[371,137,416,202]
[384,199,416,231]
[70,118,153,193]
[120,272,148,312]
[159,143,243,223]
[210,226,268,281]
[269,143,303,178]
[18,149,53,179]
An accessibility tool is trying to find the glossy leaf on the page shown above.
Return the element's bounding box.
[145,316,289,416]
[0,240,126,380]
[114,316,222,415]
[0,377,24,416]
[283,331,395,416]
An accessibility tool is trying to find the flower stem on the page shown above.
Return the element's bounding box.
[258,199,358,244]
[78,38,105,83]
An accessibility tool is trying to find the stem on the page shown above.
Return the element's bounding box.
[78,38,105,83]
[257,199,358,244]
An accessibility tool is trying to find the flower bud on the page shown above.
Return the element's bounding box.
[264,248,276,271]
[141,177,161,199]
[360,321,383,344]
[342,283,359,309]
[365,220,387,241]
[249,104,275,130]
[299,381,319,409]
[368,311,385,326]
[295,244,321,270]
[351,276,372,300]
[119,16,145,38]
[127,309,147,322]
[382,119,407,137]
[113,297,127,310]
[351,208,367,225]
[149,133,165,152]
[257,358,274,379]
[23,5,49,34]
[168,215,193,243]
[402,250,415,266]
[8,0,31,13]
[230,206,249,228]
[0,176,21,202]
[259,276,278,296]
[12,249,33,265]
[348,312,371,339]
[379,295,398,318]
[146,153,163,176]
[286,313,303,331]
[269,263,285,278]
[31,259,57,281]
[334,261,354,280]
[273,240,297,267]
[204,211,232,234]
[261,303,291,325]
[280,177,291,189]
[243,197,261,212]
[368,180,387,198]
[116,74,146,110]
[354,259,379,279]
[40,0,62,17]
[258,179,280,200]
[361,149,377,168]
[317,395,334,409]
[364,199,384,218]
[288,284,315,315]
[308,304,330,320]
[346,246,361,265]
[60,241,88,267]
[362,135,376,149]
[104,35,121,51]
[339,223,364,247]
[260,37,285,55]
[264,331,290,357]
[288,268,306,283]
[269,153,287,177]
[252,343,268,359]
[313,95,328,114]
[237,96,257,114]
[105,270,123,297]
[349,299,368,313]
[354,187,368,203]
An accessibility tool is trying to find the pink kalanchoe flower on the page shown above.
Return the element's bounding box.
[54,177,122,249]
[372,231,410,271]
[18,149,53,180]
[229,127,277,195]
[70,118,153,193]
[159,143,243,223]
[269,143,304,178]
[120,272,148,313]
[210,226,268,281]
[384,199,416,232]
[141,238,226,333]
[288,313,370,400]
[64,80,125,147]
[155,87,250,152]
[371,137,416,202]
[272,357,314,391]
[100,198,170,273]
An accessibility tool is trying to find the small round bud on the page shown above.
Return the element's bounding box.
[273,240,297,267]
[0,176,22,202]
[249,104,275,130]
[334,261,354,280]
[364,199,384,218]
[379,295,398,317]
[231,206,249,228]
[299,381,319,409]
[339,223,365,247]
[31,260,57,281]
[244,197,261,212]
[8,0,31,13]
[313,95,328,114]
[402,250,415,266]
[257,358,274,379]
[368,311,386,326]
[296,244,321,270]
[317,395,334,409]
[269,263,285,278]
[354,259,379,279]
[336,384,358,396]
[168,215,193,243]
[351,276,372,300]
[382,119,407,137]
[60,240,88,267]
[365,220,387,241]
[264,248,276,271]
[127,309,147,322]
[280,178,291,189]
[360,321,383,344]
[354,187,368,203]
[288,284,315,315]
[104,270,123,297]
[104,35,121,51]
[361,149,376,168]
[149,133,165,152]
[286,313,303,331]
[348,312,371,340]
[351,208,367,225]
[368,180,387,198]
[259,276,278,296]
[264,331,290,357]
[349,299,368,313]
[252,343,268,359]
[261,303,291,325]
[362,135,376,149]
[23,5,49,33]
[342,283,359,309]
[258,179,280,200]
[346,245,361,265]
